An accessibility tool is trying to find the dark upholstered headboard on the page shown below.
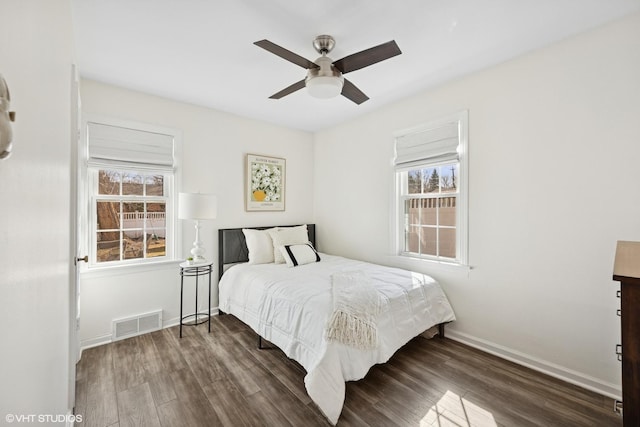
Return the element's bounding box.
[217,224,316,280]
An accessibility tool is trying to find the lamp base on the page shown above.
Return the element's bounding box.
[189,220,207,263]
[191,254,207,263]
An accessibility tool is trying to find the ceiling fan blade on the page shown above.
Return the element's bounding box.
[333,40,402,74]
[269,79,306,99]
[255,40,318,69]
[341,79,369,105]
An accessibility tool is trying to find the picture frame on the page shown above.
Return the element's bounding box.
[245,154,286,211]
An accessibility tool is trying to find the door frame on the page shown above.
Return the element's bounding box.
[68,64,82,413]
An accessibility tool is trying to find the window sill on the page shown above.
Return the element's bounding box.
[390,254,472,273]
[80,258,185,279]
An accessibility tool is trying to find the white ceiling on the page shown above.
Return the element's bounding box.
[72,0,640,132]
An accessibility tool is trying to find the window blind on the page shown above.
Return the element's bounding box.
[394,121,460,169]
[87,122,174,169]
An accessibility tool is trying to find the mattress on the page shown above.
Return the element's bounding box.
[218,253,456,424]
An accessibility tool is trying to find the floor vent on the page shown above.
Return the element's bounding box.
[112,310,162,341]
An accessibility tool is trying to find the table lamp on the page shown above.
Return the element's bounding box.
[178,192,217,262]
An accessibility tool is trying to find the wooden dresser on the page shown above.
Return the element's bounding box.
[613,241,640,427]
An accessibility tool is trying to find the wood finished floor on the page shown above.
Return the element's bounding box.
[75,315,621,427]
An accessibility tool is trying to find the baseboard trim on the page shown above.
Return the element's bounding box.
[80,334,112,350]
[445,329,621,400]
[162,317,180,329]
[80,307,220,351]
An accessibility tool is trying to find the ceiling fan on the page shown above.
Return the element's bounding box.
[254,35,401,105]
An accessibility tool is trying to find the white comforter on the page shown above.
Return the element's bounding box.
[218,254,456,424]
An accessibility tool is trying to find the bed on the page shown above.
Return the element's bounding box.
[217,224,456,424]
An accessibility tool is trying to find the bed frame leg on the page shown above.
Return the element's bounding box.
[258,335,276,350]
[438,323,446,339]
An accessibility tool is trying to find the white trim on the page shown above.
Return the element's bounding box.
[162,317,181,329]
[80,258,181,279]
[445,329,622,400]
[69,63,81,422]
[456,110,469,265]
[388,254,472,272]
[457,110,469,266]
[80,333,113,350]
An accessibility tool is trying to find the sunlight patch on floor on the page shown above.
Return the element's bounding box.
[420,390,497,426]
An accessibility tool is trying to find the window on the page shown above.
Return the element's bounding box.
[92,169,169,263]
[394,111,468,265]
[84,120,178,266]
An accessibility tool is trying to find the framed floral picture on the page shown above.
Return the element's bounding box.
[245,154,286,211]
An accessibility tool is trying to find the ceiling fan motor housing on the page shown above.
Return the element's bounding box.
[306,56,344,98]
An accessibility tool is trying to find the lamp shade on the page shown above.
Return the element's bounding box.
[178,193,217,220]
[613,240,640,279]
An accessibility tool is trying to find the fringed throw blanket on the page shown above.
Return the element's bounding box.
[325,271,382,350]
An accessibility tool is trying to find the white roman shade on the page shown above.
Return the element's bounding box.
[394,113,465,170]
[87,122,175,170]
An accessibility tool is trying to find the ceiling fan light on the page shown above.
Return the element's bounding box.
[306,76,344,99]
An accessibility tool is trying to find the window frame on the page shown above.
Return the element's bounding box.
[79,115,181,270]
[393,111,469,266]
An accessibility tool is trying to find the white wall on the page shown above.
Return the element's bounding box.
[78,80,314,346]
[0,0,75,420]
[313,12,640,397]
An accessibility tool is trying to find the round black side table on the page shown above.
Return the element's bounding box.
[179,261,213,338]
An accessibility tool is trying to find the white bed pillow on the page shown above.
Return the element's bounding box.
[280,244,320,267]
[242,227,277,264]
[268,225,309,263]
